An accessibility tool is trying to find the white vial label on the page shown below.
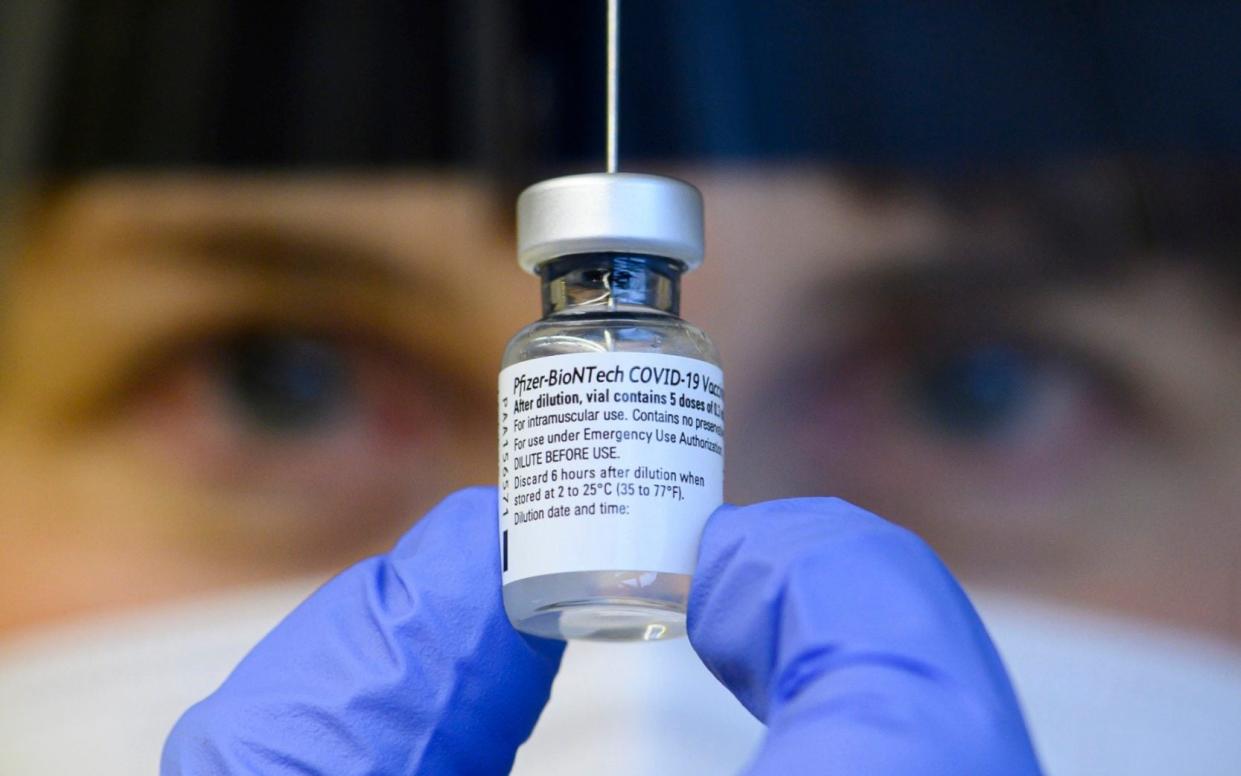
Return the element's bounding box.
[499,352,724,584]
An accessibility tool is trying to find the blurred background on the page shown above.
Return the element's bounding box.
[2,1,1240,774]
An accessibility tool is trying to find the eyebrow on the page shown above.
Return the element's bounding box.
[128,222,451,301]
[826,250,1121,310]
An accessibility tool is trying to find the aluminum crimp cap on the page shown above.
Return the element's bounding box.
[516,172,704,274]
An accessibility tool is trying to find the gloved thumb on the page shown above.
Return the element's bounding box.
[688,498,1041,776]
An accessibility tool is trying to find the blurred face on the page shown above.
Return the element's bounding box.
[0,176,524,629]
[2,168,1238,642]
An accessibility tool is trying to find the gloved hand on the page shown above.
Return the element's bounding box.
[688,497,1042,775]
[160,487,563,775]
[164,489,1041,775]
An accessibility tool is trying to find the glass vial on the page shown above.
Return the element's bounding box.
[499,173,723,641]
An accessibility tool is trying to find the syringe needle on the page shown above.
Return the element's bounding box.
[606,0,620,173]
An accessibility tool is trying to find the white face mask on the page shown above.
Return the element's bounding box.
[3,584,1240,776]
[973,591,1241,776]
[0,580,319,775]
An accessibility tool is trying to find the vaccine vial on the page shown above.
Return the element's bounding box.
[499,173,724,641]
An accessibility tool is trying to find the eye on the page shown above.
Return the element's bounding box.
[128,324,444,484]
[222,331,352,434]
[794,318,1130,480]
[907,342,1042,440]
[113,321,458,558]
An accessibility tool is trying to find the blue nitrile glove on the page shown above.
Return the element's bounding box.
[165,489,1039,775]
[160,487,563,775]
[688,497,1042,775]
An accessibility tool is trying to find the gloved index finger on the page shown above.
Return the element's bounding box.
[162,487,564,776]
[688,498,1040,775]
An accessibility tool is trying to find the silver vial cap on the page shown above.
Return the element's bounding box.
[516,172,704,274]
